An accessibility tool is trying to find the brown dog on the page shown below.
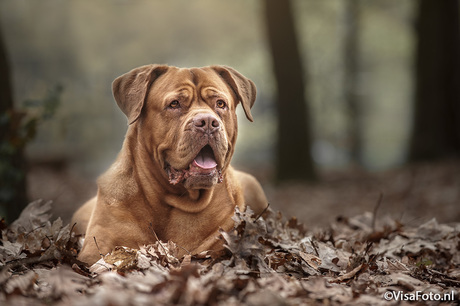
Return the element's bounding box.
[72,65,267,265]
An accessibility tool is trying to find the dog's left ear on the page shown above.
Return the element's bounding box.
[211,66,256,122]
[113,64,169,125]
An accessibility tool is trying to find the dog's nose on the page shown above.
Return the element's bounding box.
[193,113,220,134]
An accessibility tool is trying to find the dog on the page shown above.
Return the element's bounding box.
[72,64,268,265]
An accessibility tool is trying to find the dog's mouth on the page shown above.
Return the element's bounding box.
[166,145,223,187]
[193,145,217,170]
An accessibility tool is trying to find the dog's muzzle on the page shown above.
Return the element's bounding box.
[165,112,225,188]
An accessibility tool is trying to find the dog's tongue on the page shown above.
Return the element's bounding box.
[193,146,217,169]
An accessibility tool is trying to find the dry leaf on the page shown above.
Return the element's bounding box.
[10,199,52,233]
[1,200,459,305]
[4,270,37,294]
[299,251,321,270]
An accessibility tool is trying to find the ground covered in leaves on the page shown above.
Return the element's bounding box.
[1,200,459,305]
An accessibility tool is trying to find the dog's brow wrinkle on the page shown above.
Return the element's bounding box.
[176,87,192,96]
[190,70,198,86]
[203,88,225,100]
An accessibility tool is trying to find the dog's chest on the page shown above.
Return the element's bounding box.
[156,205,231,247]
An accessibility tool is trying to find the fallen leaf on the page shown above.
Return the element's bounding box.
[298,251,321,270]
[4,270,37,294]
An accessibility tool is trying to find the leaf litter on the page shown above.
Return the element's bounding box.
[0,199,458,305]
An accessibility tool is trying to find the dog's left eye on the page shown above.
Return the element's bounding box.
[169,100,180,109]
[216,100,226,109]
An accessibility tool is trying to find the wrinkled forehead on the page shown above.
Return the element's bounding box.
[150,67,232,98]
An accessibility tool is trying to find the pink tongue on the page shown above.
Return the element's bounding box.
[194,146,217,169]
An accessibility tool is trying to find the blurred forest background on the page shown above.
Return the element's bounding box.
[0,0,459,228]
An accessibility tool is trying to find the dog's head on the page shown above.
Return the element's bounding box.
[112,64,256,190]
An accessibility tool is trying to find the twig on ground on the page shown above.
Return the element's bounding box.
[310,238,320,257]
[254,203,270,222]
[371,192,384,232]
[149,223,168,256]
[93,237,104,259]
[2,253,55,273]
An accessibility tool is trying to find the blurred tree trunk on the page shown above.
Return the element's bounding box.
[409,0,460,161]
[343,0,363,165]
[264,0,316,182]
[0,23,29,222]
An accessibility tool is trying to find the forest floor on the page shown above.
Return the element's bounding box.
[265,159,460,229]
[0,159,458,305]
[28,159,460,229]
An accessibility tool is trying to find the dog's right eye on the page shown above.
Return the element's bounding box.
[169,100,180,109]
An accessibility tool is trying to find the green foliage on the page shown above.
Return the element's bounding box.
[0,85,63,217]
[23,84,62,121]
[416,258,434,268]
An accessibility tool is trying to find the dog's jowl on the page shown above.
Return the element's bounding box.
[72,65,267,265]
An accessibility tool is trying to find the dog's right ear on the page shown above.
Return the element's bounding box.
[112,64,169,125]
